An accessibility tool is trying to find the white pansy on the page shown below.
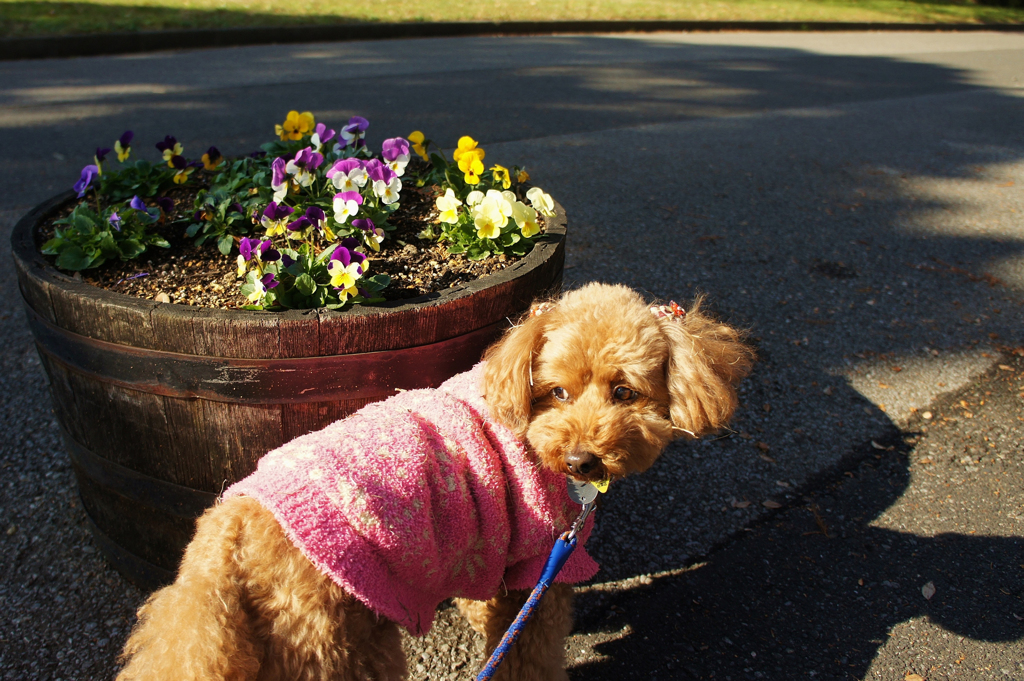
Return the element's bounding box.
[526,187,556,217]
[512,201,540,238]
[435,188,462,225]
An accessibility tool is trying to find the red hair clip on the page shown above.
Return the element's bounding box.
[650,301,685,320]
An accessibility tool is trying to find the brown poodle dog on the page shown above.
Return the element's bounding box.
[116,283,753,681]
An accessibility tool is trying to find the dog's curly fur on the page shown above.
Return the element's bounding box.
[117,283,753,681]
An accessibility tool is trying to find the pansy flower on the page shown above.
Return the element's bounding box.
[129,195,160,223]
[304,206,327,236]
[114,130,133,162]
[73,164,99,197]
[107,211,122,232]
[327,245,368,300]
[471,193,509,240]
[458,151,484,185]
[156,136,183,167]
[285,215,312,240]
[486,189,515,219]
[339,116,369,149]
[491,164,511,189]
[157,197,174,215]
[333,190,363,224]
[381,137,411,177]
[261,201,294,237]
[285,147,324,187]
[465,190,485,207]
[365,159,401,205]
[526,187,556,217]
[516,168,530,183]
[170,155,199,184]
[326,158,368,192]
[435,188,462,225]
[94,147,112,172]
[275,110,315,141]
[201,146,223,171]
[453,136,483,163]
[271,157,289,202]
[310,123,336,153]
[512,201,540,238]
[352,217,385,252]
[236,237,280,277]
[407,130,429,161]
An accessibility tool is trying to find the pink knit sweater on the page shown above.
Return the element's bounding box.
[224,364,598,635]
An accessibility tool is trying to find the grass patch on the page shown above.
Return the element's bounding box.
[2,0,1022,38]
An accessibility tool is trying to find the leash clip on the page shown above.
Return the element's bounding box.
[565,500,596,542]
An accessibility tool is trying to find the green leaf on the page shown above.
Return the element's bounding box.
[295,273,317,296]
[118,239,145,259]
[40,237,63,255]
[55,245,93,271]
[217,234,234,255]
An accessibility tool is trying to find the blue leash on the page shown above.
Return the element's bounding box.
[476,499,596,681]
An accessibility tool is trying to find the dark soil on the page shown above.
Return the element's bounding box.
[38,173,531,309]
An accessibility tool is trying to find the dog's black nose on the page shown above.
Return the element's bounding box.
[565,450,598,476]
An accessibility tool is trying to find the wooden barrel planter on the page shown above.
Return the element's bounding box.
[12,191,566,591]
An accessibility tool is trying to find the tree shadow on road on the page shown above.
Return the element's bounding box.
[567,359,1024,679]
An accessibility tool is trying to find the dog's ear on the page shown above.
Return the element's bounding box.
[482,303,552,437]
[658,298,754,439]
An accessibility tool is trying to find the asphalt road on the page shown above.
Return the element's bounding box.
[0,31,1021,680]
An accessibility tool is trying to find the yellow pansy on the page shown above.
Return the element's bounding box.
[458,151,484,185]
[515,168,530,183]
[491,164,511,189]
[435,188,462,224]
[275,110,316,141]
[408,130,429,161]
[453,136,483,163]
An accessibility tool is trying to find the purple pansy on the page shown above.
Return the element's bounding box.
[262,201,294,222]
[130,195,147,211]
[250,150,267,159]
[381,137,410,162]
[95,147,112,163]
[261,273,279,289]
[155,136,178,153]
[325,158,364,179]
[118,130,134,148]
[311,123,336,151]
[364,158,396,185]
[288,147,324,171]
[107,212,121,231]
[239,237,280,263]
[336,191,363,205]
[305,206,326,228]
[330,244,367,273]
[340,116,369,148]
[271,157,288,186]
[73,164,99,197]
[287,216,311,232]
[157,197,174,214]
[352,217,374,232]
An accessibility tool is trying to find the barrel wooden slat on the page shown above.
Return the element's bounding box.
[201,400,284,484]
[281,398,374,445]
[50,279,160,349]
[280,309,320,358]
[158,397,222,490]
[37,354,90,447]
[193,307,283,359]
[12,190,566,589]
[75,472,195,571]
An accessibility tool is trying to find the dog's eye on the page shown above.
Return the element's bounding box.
[552,387,569,402]
[613,386,637,402]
